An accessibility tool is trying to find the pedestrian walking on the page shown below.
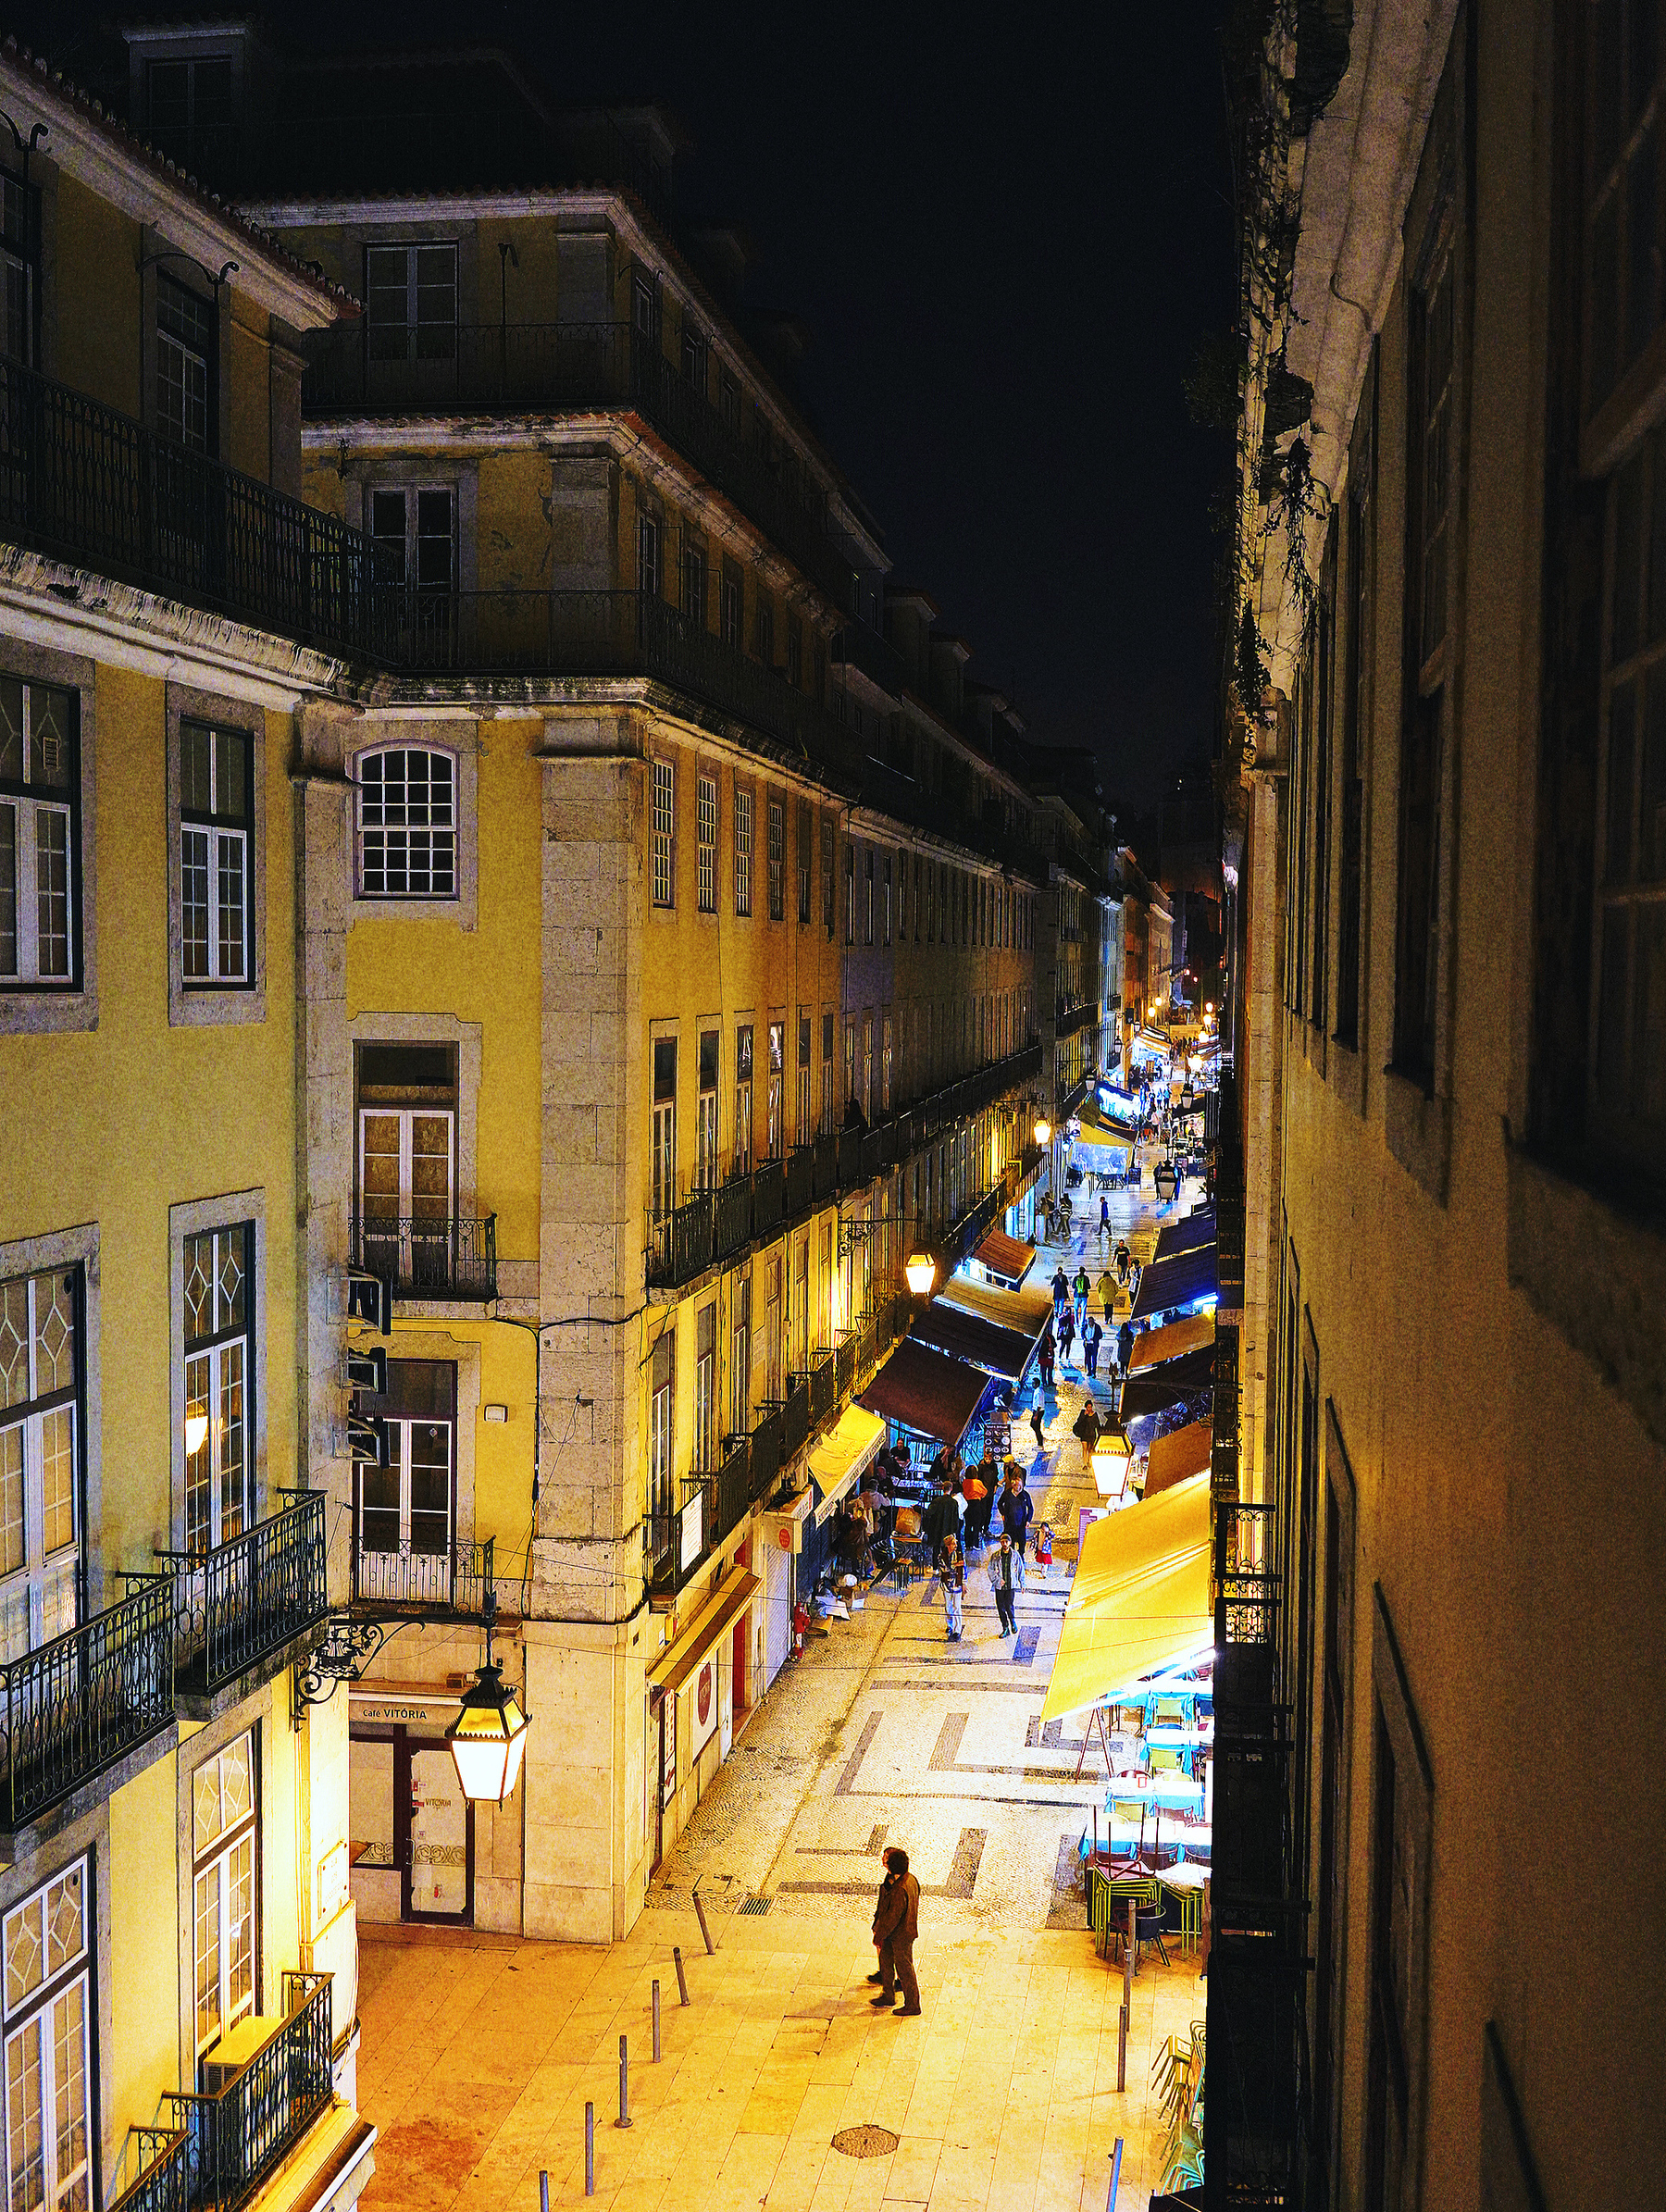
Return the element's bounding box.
[988,1532,1026,1635]
[1058,1306,1075,1363]
[1073,1265,1090,1332]
[1099,1192,1112,1243]
[963,1460,995,1549]
[1085,1316,1102,1382]
[1097,1264,1117,1316]
[867,1847,922,2014]
[1115,1238,1131,1282]
[1028,1372,1046,1451]
[1051,1264,1069,1314]
[999,1466,1035,1557]
[937,1534,965,1640]
[1118,1317,1136,1373]
[1038,1324,1055,1389]
[1073,1399,1102,1465]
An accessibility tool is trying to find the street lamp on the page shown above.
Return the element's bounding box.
[1090,1429,1133,1502]
[904,1249,938,1297]
[184,1409,209,1458]
[446,1594,530,1806]
[1034,1117,1052,1148]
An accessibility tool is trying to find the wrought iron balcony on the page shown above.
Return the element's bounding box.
[781,1373,811,1461]
[0,354,384,657]
[305,322,849,601]
[0,1579,175,1838]
[646,1487,708,1601]
[831,617,909,698]
[349,1211,497,1301]
[164,1970,334,2212]
[164,1492,329,1709]
[1055,996,1101,1039]
[708,1438,753,1547]
[352,1535,495,1618]
[109,2128,190,2212]
[382,587,852,778]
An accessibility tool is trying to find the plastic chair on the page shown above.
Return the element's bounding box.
[1150,1746,1186,1773]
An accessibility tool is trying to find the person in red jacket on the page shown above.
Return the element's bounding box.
[866,1847,922,2014]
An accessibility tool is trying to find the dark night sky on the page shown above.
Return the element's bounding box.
[36,2,1237,811]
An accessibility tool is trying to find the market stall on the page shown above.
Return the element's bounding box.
[1129,1241,1219,1324]
[859,1336,993,1473]
[970,1226,1038,1289]
[909,1299,1036,1386]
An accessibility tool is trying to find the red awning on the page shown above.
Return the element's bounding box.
[974,1228,1037,1286]
[860,1339,990,1447]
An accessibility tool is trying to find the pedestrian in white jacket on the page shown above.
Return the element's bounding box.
[987,1533,1026,1636]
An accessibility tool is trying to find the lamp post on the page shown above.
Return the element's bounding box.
[446,1590,531,1807]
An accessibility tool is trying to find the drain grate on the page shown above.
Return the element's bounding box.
[832,2125,900,2159]
[737,1895,773,1916]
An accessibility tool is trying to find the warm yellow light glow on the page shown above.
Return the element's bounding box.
[1204,1002,1214,1017]
[446,1662,531,1805]
[1034,1117,1051,1147]
[184,1410,209,1457]
[905,1250,937,1297]
[1091,1430,1133,1500]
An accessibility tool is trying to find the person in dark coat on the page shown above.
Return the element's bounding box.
[1058,1305,1075,1362]
[922,1479,959,1560]
[1118,1317,1136,1373]
[1038,1325,1055,1388]
[1051,1265,1069,1312]
[1084,1315,1103,1383]
[998,1469,1035,1557]
[867,1847,922,2013]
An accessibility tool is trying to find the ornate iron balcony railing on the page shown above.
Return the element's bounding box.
[164,1491,329,1701]
[109,2128,191,2212]
[0,354,385,656]
[349,1212,497,1301]
[164,1971,334,2212]
[0,1578,175,1833]
[645,1487,708,1600]
[352,1535,495,1617]
[305,323,847,600]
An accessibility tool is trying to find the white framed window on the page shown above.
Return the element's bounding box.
[734,1025,753,1174]
[357,748,455,900]
[180,720,251,986]
[2,1858,91,2212]
[729,1274,752,1438]
[366,242,457,365]
[653,760,675,909]
[882,1013,893,1112]
[157,273,212,454]
[652,1038,678,1220]
[694,1304,715,1473]
[368,485,454,595]
[648,1330,674,1521]
[361,1361,454,1563]
[0,677,75,990]
[192,1733,256,2066]
[696,775,716,914]
[734,787,752,916]
[796,1013,812,1146]
[182,1224,252,1554]
[766,1021,783,1158]
[767,799,784,921]
[0,1269,79,1665]
[697,1029,719,1189]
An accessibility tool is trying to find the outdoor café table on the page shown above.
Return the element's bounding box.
[1147,1724,1213,1749]
[1106,1770,1207,1811]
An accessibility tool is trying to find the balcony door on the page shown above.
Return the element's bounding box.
[0,1267,81,1661]
[356,1041,458,1296]
[354,1360,456,1608]
[365,242,459,400]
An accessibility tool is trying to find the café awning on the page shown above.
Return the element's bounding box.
[939,1269,1054,1338]
[910,1300,1034,1385]
[1126,1312,1216,1374]
[973,1227,1037,1286]
[807,1403,886,1522]
[860,1339,989,1447]
[1119,1346,1216,1423]
[1074,1120,1134,1163]
[1131,1244,1219,1322]
[1145,1418,1214,1497]
[1154,1209,1217,1261]
[648,1571,764,1696]
[1039,1474,1214,1722]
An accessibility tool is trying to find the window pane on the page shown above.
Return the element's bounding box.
[6,2014,44,2211]
[183,1235,215,1344]
[0,802,15,977]
[180,724,213,814]
[39,1410,72,1558]
[217,1228,246,1335]
[0,683,18,782]
[42,1876,81,1986]
[218,1341,245,1542]
[181,826,209,981]
[2,1894,40,2015]
[0,1428,21,1577]
[27,693,70,797]
[50,1980,87,2206]
[225,1836,254,2026]
[216,730,248,824]
[33,810,68,979]
[193,1865,221,2050]
[216,829,245,979]
[31,1275,72,1398]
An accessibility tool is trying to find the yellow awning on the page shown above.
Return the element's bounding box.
[1127,1312,1216,1374]
[1039,1473,1213,1722]
[647,1572,763,1696]
[809,1403,886,1522]
[1075,1120,1133,1159]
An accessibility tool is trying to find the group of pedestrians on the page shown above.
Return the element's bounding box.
[924,1457,1035,1641]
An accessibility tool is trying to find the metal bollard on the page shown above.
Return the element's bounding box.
[1116,2001,1127,2093]
[1107,2138,1124,2212]
[615,2033,632,2129]
[673,1945,690,2005]
[541,2170,551,2212]
[692,1887,715,1955]
[653,1978,662,2061]
[583,2105,594,2195]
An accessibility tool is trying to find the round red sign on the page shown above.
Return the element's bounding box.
[696,1661,713,1727]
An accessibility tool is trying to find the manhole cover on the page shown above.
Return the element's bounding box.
[832,2126,900,2159]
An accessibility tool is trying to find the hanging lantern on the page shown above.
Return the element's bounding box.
[904,1250,937,1297]
[447,1601,530,1804]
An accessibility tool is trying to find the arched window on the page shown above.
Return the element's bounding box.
[357,747,455,899]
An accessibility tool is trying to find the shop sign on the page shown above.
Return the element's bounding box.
[690,1652,719,1756]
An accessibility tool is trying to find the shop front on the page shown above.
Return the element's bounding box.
[644,1570,763,1871]
[349,1683,473,1927]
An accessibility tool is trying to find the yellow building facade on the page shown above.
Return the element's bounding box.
[0,49,374,2212]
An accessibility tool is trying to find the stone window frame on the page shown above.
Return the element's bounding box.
[172,1699,266,2094]
[340,720,479,934]
[0,640,98,1038]
[355,1327,481,1555]
[168,1190,267,1557]
[349,1013,484,1320]
[0,1816,114,2193]
[165,680,267,1029]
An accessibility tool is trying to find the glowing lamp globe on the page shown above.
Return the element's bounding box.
[446,1659,530,1805]
[1091,1431,1133,1501]
[1034,1117,1052,1148]
[904,1250,937,1297]
[184,1410,209,1457]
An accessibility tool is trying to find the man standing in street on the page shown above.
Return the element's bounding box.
[868,1847,922,2014]
[937,1532,965,1640]
[1029,1371,1047,1452]
[999,1466,1035,1556]
[988,1531,1025,1635]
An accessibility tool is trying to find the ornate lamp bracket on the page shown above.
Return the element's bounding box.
[292,1613,412,1725]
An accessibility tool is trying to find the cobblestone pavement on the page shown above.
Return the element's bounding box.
[355,1149,1210,2212]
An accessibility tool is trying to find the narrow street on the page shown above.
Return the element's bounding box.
[356,1157,1210,2212]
